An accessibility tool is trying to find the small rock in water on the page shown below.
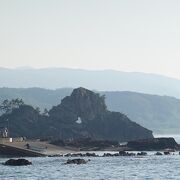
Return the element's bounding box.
[3,159,32,166]
[103,153,114,157]
[119,151,135,156]
[137,152,147,156]
[155,152,163,156]
[48,154,63,157]
[164,151,170,155]
[65,158,89,165]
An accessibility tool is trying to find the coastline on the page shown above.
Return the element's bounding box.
[154,134,180,144]
[0,137,179,158]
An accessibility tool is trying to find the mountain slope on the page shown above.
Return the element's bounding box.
[103,91,180,134]
[1,67,180,98]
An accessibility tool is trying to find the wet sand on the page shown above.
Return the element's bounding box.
[3,140,79,156]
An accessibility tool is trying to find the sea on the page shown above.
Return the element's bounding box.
[1,134,180,180]
[0,152,180,180]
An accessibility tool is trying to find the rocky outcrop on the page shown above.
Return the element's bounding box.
[48,87,153,142]
[0,87,153,142]
[127,138,178,151]
[3,159,32,166]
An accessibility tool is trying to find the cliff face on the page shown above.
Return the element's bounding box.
[48,87,153,142]
[0,87,153,142]
[49,87,107,121]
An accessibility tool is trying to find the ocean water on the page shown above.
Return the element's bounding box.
[1,152,180,180]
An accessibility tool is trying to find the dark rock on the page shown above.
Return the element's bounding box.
[103,153,120,157]
[103,153,114,157]
[64,153,72,157]
[119,151,127,156]
[113,153,120,156]
[164,151,170,155]
[73,153,84,157]
[48,154,63,157]
[85,152,98,157]
[127,138,178,151]
[155,152,163,156]
[102,151,136,157]
[137,152,147,156]
[65,159,88,165]
[48,87,153,142]
[3,159,32,166]
[64,152,99,157]
[119,151,136,156]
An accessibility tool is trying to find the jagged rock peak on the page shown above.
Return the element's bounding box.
[71,87,92,97]
[60,87,107,118]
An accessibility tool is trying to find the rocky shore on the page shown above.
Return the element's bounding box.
[127,137,179,151]
[0,137,179,158]
[48,150,180,158]
[51,137,179,152]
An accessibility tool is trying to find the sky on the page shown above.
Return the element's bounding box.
[1,0,180,79]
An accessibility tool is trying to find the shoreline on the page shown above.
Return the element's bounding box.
[0,137,179,158]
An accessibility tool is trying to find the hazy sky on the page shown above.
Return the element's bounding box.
[1,0,180,78]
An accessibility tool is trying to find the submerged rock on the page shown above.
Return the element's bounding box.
[3,159,32,166]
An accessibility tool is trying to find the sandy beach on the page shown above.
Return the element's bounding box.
[3,140,79,156]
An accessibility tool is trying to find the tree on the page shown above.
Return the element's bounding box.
[35,107,41,114]
[0,98,24,114]
[42,108,49,116]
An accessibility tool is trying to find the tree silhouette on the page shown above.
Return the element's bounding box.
[0,98,24,114]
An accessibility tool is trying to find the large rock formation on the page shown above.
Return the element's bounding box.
[0,87,153,142]
[48,87,153,142]
[127,138,178,151]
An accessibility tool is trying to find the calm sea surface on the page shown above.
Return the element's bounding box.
[1,152,180,180]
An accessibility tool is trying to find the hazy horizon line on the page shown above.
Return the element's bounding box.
[0,65,180,81]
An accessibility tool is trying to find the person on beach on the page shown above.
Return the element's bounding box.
[25,143,30,149]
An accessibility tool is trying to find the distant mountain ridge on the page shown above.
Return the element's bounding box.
[1,67,180,98]
[0,87,180,134]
